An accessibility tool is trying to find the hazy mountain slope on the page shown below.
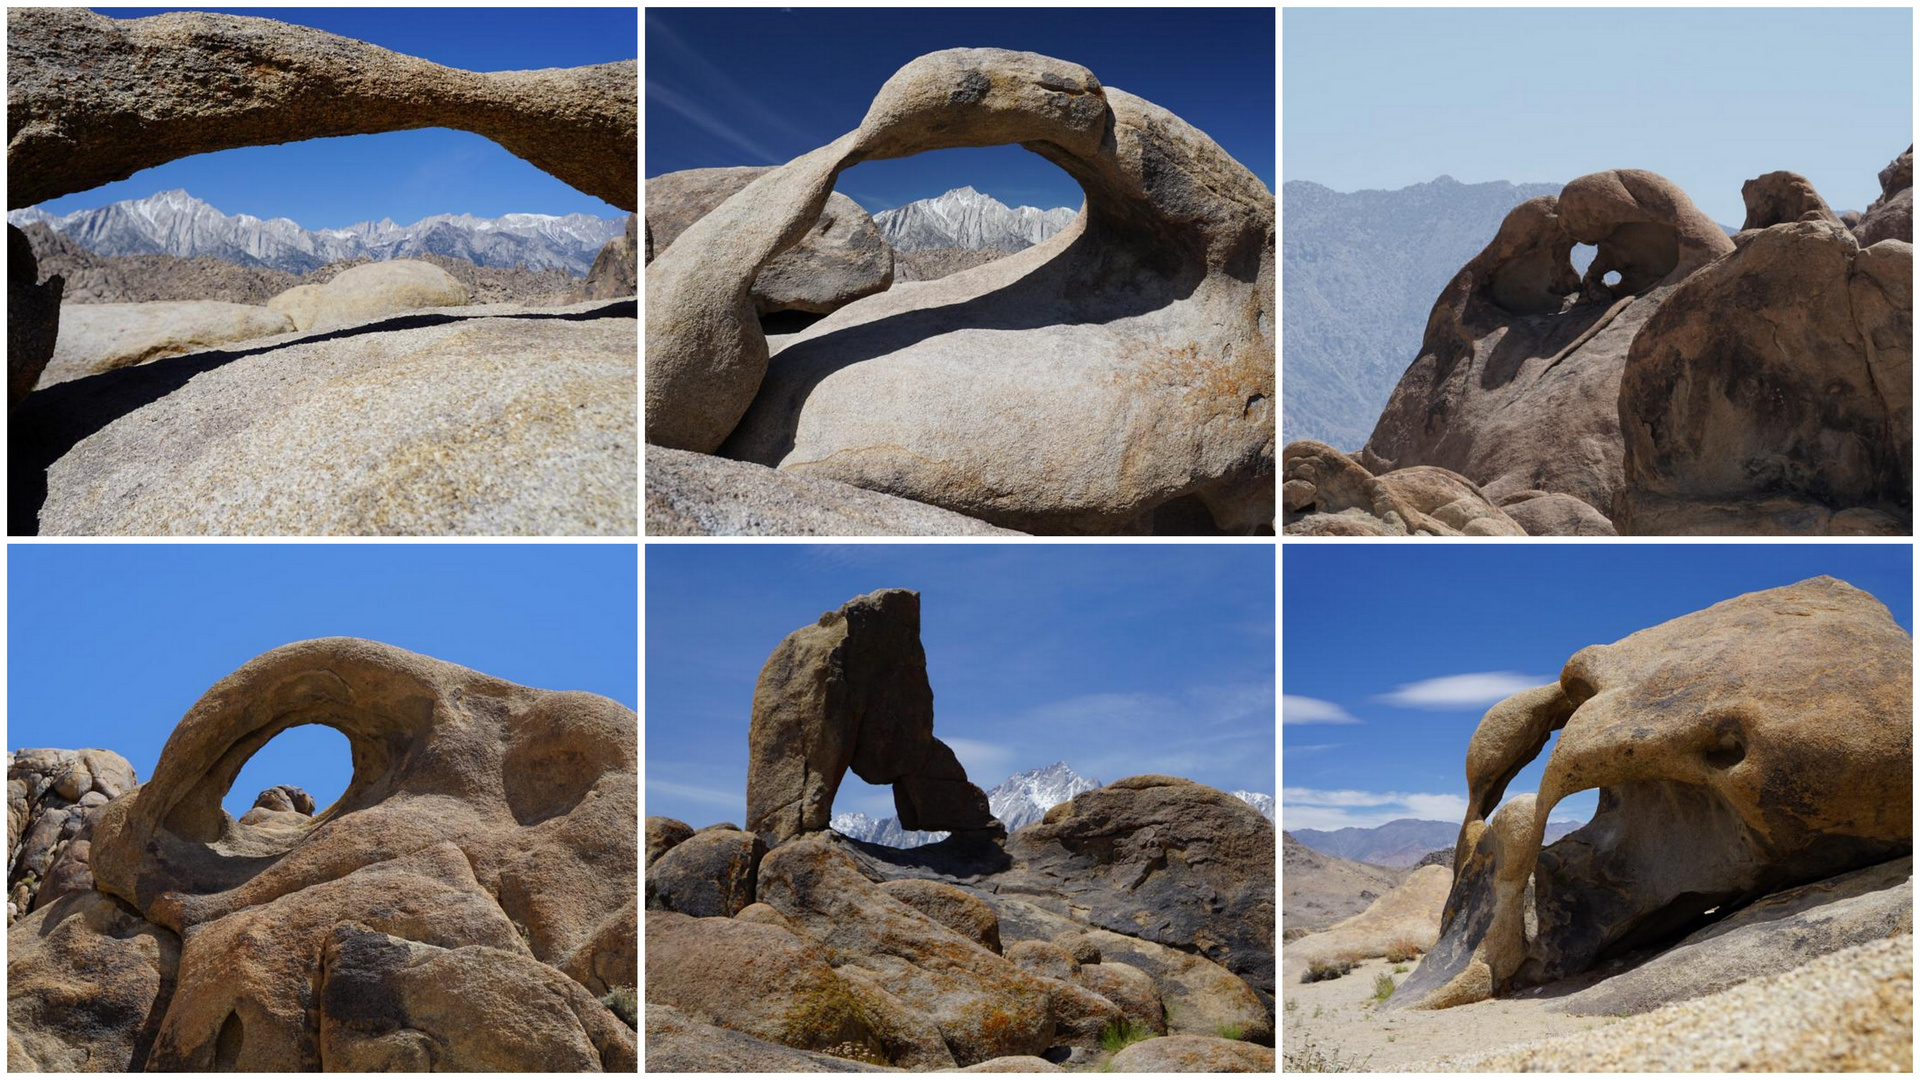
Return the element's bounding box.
[1282,176,1567,451]
[9,189,624,276]
[872,186,1076,252]
[1283,830,1406,934]
[1292,817,1585,868]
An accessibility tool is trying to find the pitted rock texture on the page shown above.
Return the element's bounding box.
[1362,170,1734,518]
[1857,145,1913,246]
[6,639,638,1070]
[745,589,999,845]
[16,299,638,536]
[6,8,636,213]
[45,301,294,386]
[1617,220,1911,534]
[1396,577,1911,1010]
[8,747,137,924]
[648,48,1273,535]
[646,167,893,315]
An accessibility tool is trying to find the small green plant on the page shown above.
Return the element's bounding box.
[1311,1004,1323,1020]
[1387,1034,1397,1043]
[1282,1033,1374,1073]
[1392,964,1408,974]
[598,985,636,1029]
[1215,1023,1244,1040]
[1098,1019,1157,1054]
[1371,972,1395,1002]
[1284,998,1298,1013]
[1302,957,1355,983]
[512,920,534,950]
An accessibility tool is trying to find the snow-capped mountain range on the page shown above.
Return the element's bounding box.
[872,186,1077,253]
[830,762,1275,848]
[7,189,625,276]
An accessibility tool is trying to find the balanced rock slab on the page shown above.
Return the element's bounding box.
[266,260,467,332]
[45,301,293,385]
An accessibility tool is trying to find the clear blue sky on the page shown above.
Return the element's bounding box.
[1285,8,1913,226]
[645,545,1275,827]
[9,545,637,818]
[646,8,1275,214]
[30,8,636,228]
[1282,545,1912,834]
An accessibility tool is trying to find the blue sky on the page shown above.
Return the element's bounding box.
[30,8,635,227]
[646,8,1275,214]
[1285,8,1913,226]
[1282,545,1912,834]
[8,545,637,818]
[644,545,1276,827]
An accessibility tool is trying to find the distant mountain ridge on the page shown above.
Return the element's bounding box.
[872,186,1076,252]
[1290,815,1585,868]
[830,762,1274,848]
[8,189,626,276]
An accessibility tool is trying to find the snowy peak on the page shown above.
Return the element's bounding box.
[873,187,1078,253]
[830,761,1103,848]
[1231,791,1276,821]
[7,190,626,276]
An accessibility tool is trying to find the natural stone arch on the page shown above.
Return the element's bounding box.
[647,48,1273,534]
[5,8,636,212]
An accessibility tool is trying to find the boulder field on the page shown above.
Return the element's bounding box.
[644,590,1276,1071]
[645,47,1274,536]
[1284,149,1913,536]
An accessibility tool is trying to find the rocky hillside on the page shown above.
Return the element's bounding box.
[1282,830,1404,934]
[20,222,585,307]
[1282,176,1565,451]
[892,245,1007,282]
[1293,816,1583,868]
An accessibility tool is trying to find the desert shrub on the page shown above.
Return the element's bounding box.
[1282,1033,1373,1073]
[1371,972,1395,1002]
[1284,998,1298,1012]
[599,985,637,1028]
[1301,957,1355,983]
[1383,938,1423,964]
[1392,964,1408,974]
[1098,1018,1157,1053]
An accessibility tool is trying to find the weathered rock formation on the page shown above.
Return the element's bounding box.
[1857,145,1913,246]
[1280,441,1535,536]
[15,298,636,535]
[1286,863,1450,974]
[1616,218,1910,533]
[646,444,1023,537]
[583,214,638,301]
[44,301,294,385]
[8,748,137,925]
[647,167,893,315]
[1362,170,1734,518]
[647,48,1273,535]
[6,8,635,213]
[647,590,1275,1071]
[1394,577,1911,1010]
[9,224,61,409]
[745,589,999,845]
[8,639,637,1070]
[265,259,467,333]
[1738,170,1838,230]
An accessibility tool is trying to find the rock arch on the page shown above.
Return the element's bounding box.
[647,48,1274,534]
[5,8,636,212]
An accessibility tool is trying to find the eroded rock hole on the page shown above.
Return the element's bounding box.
[1569,243,1599,278]
[221,723,351,820]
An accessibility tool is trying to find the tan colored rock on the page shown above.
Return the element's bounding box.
[1073,961,1165,1037]
[8,747,137,923]
[582,214,637,301]
[1364,171,1734,518]
[644,1003,897,1072]
[645,826,764,918]
[1108,1035,1274,1072]
[22,299,636,535]
[1003,919,1270,1043]
[43,301,293,386]
[647,816,695,867]
[649,49,1272,535]
[745,589,998,845]
[1617,219,1910,533]
[1857,145,1913,246]
[266,259,467,332]
[7,891,179,1071]
[1396,577,1911,1010]
[1280,441,1529,536]
[1498,491,1619,536]
[1740,170,1839,230]
[646,167,893,315]
[7,8,635,213]
[1004,939,1078,981]
[647,444,1021,537]
[959,1056,1062,1071]
[879,878,1003,953]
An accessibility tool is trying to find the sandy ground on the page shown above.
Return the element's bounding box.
[1280,951,1598,1071]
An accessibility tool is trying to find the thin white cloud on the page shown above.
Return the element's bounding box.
[1282,786,1468,830]
[1283,694,1360,725]
[646,779,742,808]
[646,80,786,165]
[942,736,1014,780]
[1375,672,1549,710]
[1283,742,1341,754]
